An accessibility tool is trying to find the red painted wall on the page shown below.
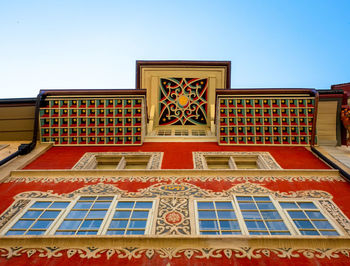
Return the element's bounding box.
[24,143,330,170]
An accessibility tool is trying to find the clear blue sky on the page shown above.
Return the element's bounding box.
[0,0,349,98]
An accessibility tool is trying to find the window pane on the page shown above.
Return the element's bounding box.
[265,221,288,230]
[22,210,42,219]
[109,220,128,229]
[135,202,153,209]
[236,196,253,201]
[256,202,275,210]
[66,210,87,219]
[280,202,298,209]
[86,210,107,219]
[298,202,317,209]
[31,220,53,229]
[321,230,339,236]
[50,202,70,209]
[305,211,325,219]
[58,220,82,230]
[254,197,270,201]
[77,231,97,235]
[313,220,333,229]
[73,202,93,209]
[201,231,219,235]
[215,202,233,209]
[114,211,131,219]
[97,196,114,201]
[31,202,51,208]
[12,220,34,229]
[6,230,25,235]
[106,230,125,235]
[41,210,60,219]
[79,197,96,201]
[261,211,281,220]
[92,202,111,209]
[249,231,269,235]
[128,220,147,229]
[245,221,267,230]
[197,202,214,209]
[238,202,257,210]
[217,211,236,219]
[131,211,149,219]
[294,220,315,229]
[198,211,216,219]
[288,211,307,219]
[300,230,319,235]
[126,230,145,235]
[242,211,261,220]
[80,220,102,230]
[55,231,75,235]
[199,220,218,230]
[219,220,240,230]
[26,230,45,235]
[116,201,134,209]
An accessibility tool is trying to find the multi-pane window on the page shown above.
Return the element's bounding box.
[95,155,151,170]
[280,201,339,236]
[196,197,340,236]
[196,201,241,235]
[3,197,155,236]
[106,201,153,235]
[6,201,70,235]
[55,196,113,235]
[237,196,290,235]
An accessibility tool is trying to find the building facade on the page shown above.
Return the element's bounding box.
[0,61,350,265]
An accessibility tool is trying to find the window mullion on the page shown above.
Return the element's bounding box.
[232,196,249,235]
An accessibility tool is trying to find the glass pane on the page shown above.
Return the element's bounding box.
[92,202,111,209]
[79,197,96,201]
[197,202,214,210]
[128,220,147,229]
[116,201,134,209]
[199,220,218,230]
[215,202,233,209]
[249,231,269,235]
[221,231,241,235]
[31,220,53,229]
[261,211,281,220]
[305,211,325,219]
[298,202,317,209]
[86,210,107,219]
[265,221,288,230]
[313,220,333,229]
[58,220,82,230]
[280,202,298,209]
[270,231,291,235]
[31,202,51,209]
[321,230,339,236]
[135,202,153,209]
[109,220,128,229]
[200,231,219,235]
[217,211,236,219]
[236,196,253,201]
[22,210,42,219]
[80,220,102,230]
[12,220,34,229]
[300,230,319,235]
[245,221,267,230]
[26,230,45,235]
[114,211,131,219]
[257,202,275,210]
[66,210,87,219]
[294,220,315,229]
[238,203,257,210]
[97,196,114,201]
[77,231,97,235]
[73,202,93,209]
[50,202,70,209]
[254,196,270,201]
[242,211,261,220]
[126,230,145,235]
[288,211,307,219]
[6,230,25,235]
[131,211,149,219]
[55,231,75,235]
[198,211,216,219]
[106,230,125,235]
[41,210,60,219]
[219,220,240,230]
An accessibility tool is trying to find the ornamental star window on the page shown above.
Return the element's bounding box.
[159,78,208,126]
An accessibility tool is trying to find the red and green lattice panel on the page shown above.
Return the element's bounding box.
[217,97,316,145]
[39,97,146,145]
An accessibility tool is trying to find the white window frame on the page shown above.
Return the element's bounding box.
[1,196,156,236]
[193,152,282,170]
[194,196,344,236]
